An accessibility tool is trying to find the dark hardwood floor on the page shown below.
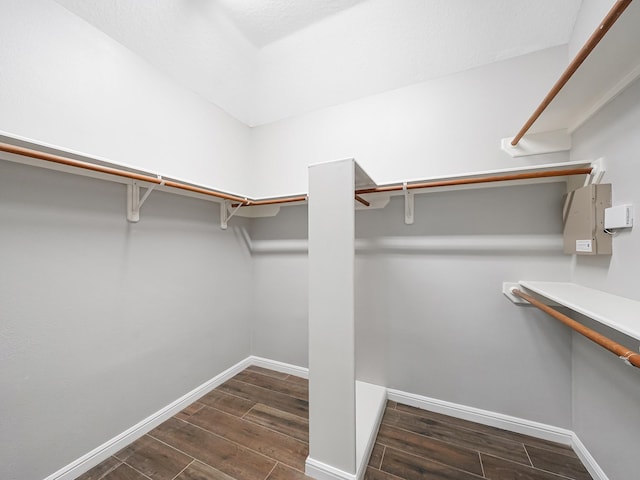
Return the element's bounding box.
[77,366,592,480]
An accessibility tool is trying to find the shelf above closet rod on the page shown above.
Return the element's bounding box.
[0,136,595,214]
[355,167,592,195]
[0,141,249,204]
[510,0,632,146]
[511,287,640,369]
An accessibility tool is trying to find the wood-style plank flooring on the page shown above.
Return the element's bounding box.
[77,366,592,480]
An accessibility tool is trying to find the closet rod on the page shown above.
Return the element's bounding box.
[0,142,249,204]
[511,288,640,368]
[0,141,592,208]
[234,194,370,207]
[355,195,371,207]
[355,167,592,195]
[247,195,308,206]
[510,0,632,146]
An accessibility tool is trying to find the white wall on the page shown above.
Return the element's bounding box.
[569,77,640,480]
[250,46,570,199]
[251,182,574,428]
[250,204,309,367]
[0,0,252,196]
[53,0,258,126]
[254,0,580,126]
[0,160,253,480]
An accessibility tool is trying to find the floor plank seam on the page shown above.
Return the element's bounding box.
[178,413,307,473]
[148,428,279,479]
[241,403,258,419]
[380,420,532,469]
[382,445,486,479]
[198,402,308,446]
[218,382,309,420]
[145,433,204,469]
[478,451,485,478]
[241,413,310,445]
[523,442,534,467]
[263,461,279,480]
[169,459,194,480]
[211,387,263,406]
[231,376,309,402]
[526,441,579,457]
[122,461,154,480]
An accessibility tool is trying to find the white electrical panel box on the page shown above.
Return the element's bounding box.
[604,204,634,229]
[563,184,612,255]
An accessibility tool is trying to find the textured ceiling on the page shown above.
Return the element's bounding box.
[215,0,370,47]
[54,0,583,126]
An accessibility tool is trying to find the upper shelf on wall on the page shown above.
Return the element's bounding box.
[0,128,598,228]
[502,0,640,157]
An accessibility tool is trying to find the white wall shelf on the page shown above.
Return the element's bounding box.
[503,0,640,154]
[2,130,596,227]
[518,281,640,342]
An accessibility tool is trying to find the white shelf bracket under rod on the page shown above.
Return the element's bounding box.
[220,199,246,230]
[403,182,414,225]
[127,177,163,223]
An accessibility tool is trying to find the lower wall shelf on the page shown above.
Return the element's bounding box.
[511,281,640,342]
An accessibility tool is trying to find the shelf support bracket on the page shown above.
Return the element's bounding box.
[501,130,571,158]
[587,158,606,186]
[127,177,163,223]
[403,182,414,225]
[220,198,247,230]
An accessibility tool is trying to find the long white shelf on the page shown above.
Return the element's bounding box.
[518,281,640,342]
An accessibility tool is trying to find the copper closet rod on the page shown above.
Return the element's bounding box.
[511,0,633,146]
[355,167,593,195]
[1,142,591,207]
[511,288,640,369]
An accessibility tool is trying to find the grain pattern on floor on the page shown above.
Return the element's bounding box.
[78,368,591,480]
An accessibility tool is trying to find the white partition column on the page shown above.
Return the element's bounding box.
[307,159,387,480]
[306,159,357,478]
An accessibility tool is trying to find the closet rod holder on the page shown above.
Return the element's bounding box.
[511,288,640,368]
[510,0,632,146]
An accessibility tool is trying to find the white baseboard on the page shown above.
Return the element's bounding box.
[305,457,356,480]
[387,388,573,445]
[44,357,609,480]
[249,355,309,378]
[572,433,609,480]
[355,382,387,480]
[44,357,252,480]
[387,388,610,480]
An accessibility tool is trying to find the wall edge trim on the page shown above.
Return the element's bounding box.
[44,357,252,480]
[571,433,610,480]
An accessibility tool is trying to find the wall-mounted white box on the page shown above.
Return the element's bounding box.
[604,204,634,229]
